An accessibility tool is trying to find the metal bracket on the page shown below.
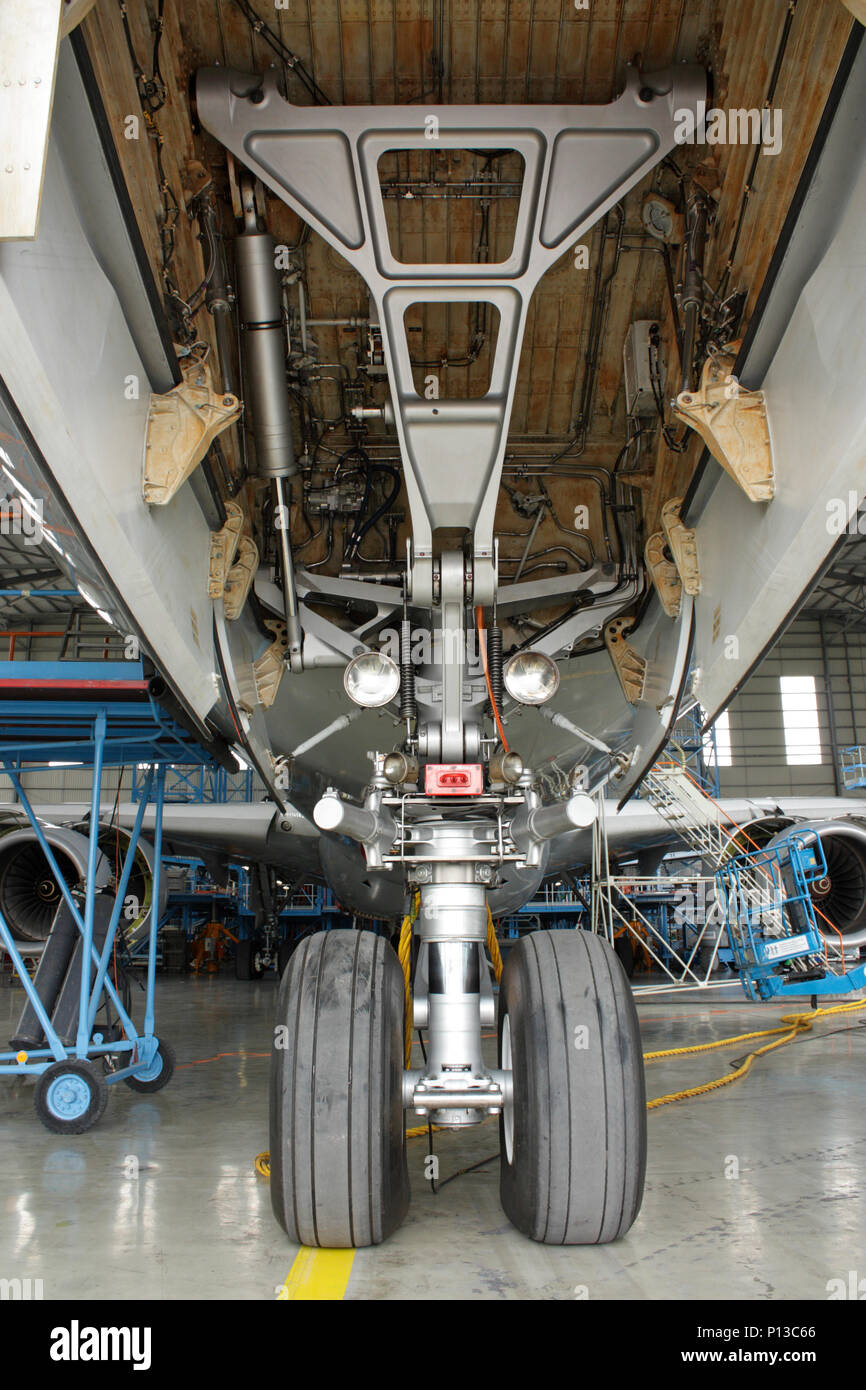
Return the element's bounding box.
[197,63,706,607]
[644,531,682,617]
[208,500,244,598]
[604,616,647,705]
[224,535,260,620]
[253,621,286,708]
[660,497,700,597]
[674,348,774,502]
[143,356,240,506]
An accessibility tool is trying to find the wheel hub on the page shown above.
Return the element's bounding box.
[501,1012,514,1164]
[46,1073,91,1120]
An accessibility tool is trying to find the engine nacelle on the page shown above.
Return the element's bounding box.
[0,819,166,947]
[764,818,866,947]
[86,823,168,950]
[0,823,108,943]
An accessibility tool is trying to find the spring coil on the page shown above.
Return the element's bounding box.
[488,626,504,713]
[399,618,416,722]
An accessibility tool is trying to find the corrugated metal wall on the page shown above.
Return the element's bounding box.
[717,619,866,799]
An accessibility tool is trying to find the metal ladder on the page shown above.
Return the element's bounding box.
[642,765,789,940]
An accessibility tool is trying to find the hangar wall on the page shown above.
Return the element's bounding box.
[716,618,866,799]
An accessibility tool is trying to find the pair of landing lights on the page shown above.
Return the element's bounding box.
[343,649,560,709]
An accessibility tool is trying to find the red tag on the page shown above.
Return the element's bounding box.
[424,764,484,795]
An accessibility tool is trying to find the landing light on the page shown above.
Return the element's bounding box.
[343,651,401,708]
[503,651,560,706]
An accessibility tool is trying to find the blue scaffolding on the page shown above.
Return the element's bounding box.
[839,745,866,790]
[0,661,218,1131]
[715,830,866,1002]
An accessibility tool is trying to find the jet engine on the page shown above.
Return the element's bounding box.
[0,823,108,943]
[724,815,866,948]
[83,824,168,951]
[765,819,866,948]
[0,820,166,947]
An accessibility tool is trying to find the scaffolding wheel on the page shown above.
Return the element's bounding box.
[270,929,409,1247]
[34,1059,109,1134]
[124,1038,176,1094]
[498,929,646,1244]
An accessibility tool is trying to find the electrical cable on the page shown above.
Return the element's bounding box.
[644,999,866,1109]
[232,0,333,105]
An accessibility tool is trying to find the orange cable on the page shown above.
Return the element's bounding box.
[176,1051,270,1069]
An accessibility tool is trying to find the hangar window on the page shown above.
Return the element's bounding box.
[703,709,732,768]
[780,676,823,765]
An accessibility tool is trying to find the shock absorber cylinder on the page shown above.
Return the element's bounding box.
[235,198,303,670]
[418,870,489,1125]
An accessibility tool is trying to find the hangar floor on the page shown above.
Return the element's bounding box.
[1,976,864,1302]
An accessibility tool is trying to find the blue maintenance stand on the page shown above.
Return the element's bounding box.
[840,745,866,790]
[715,829,866,1003]
[0,661,218,1132]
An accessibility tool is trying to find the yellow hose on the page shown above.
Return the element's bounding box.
[398,893,420,1068]
[486,902,503,983]
[645,999,866,1109]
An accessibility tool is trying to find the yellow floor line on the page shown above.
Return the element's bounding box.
[278,1247,356,1301]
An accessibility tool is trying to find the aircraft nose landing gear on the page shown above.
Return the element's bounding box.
[268,906,646,1248]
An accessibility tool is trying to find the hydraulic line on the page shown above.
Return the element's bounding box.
[196,192,236,398]
[274,476,302,667]
[476,606,509,752]
[349,465,401,560]
[510,505,544,584]
[679,191,709,393]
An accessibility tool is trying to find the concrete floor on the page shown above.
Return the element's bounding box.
[1,972,865,1301]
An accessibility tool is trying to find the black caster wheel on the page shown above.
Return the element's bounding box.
[124,1038,176,1094]
[34,1059,109,1134]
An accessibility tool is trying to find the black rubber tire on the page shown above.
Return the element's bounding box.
[614,932,636,978]
[34,1059,109,1135]
[235,939,263,980]
[124,1038,176,1094]
[499,929,646,1245]
[270,929,409,1248]
[277,942,292,978]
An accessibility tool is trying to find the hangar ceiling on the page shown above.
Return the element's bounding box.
[13,0,857,657]
[79,0,854,517]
